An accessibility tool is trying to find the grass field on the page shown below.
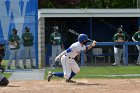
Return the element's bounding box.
[0,60,11,78]
[2,73,12,78]
[45,66,140,79]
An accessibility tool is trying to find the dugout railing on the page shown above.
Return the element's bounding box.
[80,42,140,66]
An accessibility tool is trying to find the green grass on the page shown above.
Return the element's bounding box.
[1,60,12,78]
[79,66,140,75]
[1,60,8,66]
[2,73,12,78]
[45,66,140,79]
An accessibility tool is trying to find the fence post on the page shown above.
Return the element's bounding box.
[90,17,92,39]
[81,51,84,66]
[124,42,128,66]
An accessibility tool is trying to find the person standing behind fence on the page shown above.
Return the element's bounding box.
[49,26,64,68]
[132,27,140,66]
[112,28,126,66]
[22,27,35,69]
[7,28,21,69]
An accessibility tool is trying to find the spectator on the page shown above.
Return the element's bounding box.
[112,28,126,66]
[22,26,35,69]
[49,26,64,68]
[7,28,21,69]
[132,27,140,65]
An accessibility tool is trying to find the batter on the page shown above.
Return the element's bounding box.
[47,34,96,83]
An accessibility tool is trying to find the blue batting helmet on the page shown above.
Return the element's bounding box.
[78,34,89,43]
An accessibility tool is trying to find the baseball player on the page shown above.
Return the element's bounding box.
[112,28,126,66]
[132,27,140,65]
[22,26,35,69]
[7,28,21,69]
[49,26,64,68]
[47,34,96,83]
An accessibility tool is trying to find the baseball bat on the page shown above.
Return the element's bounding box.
[136,45,139,50]
[68,29,93,42]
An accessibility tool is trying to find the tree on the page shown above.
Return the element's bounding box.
[38,0,137,8]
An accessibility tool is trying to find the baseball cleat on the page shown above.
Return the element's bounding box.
[47,71,53,82]
[66,79,76,83]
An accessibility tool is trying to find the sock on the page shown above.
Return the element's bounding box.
[68,71,76,80]
[53,72,64,78]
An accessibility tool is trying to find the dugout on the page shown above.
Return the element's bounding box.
[38,9,140,67]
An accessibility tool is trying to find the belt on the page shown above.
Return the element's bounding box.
[65,55,74,59]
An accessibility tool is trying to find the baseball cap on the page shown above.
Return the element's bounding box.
[12,28,18,32]
[53,26,59,30]
[25,26,30,30]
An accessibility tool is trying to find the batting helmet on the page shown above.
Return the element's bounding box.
[78,34,89,43]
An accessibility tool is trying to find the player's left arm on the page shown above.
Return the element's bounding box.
[29,33,34,41]
[85,40,96,50]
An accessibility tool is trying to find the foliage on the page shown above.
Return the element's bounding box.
[38,0,137,9]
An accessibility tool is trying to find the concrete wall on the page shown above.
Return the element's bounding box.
[38,18,45,67]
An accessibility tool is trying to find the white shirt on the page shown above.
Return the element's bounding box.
[65,42,86,58]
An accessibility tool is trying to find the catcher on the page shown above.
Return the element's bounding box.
[0,43,9,86]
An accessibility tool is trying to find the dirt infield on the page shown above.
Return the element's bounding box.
[0,79,140,93]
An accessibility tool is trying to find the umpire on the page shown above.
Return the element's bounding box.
[0,43,9,86]
[49,26,64,68]
[22,26,35,69]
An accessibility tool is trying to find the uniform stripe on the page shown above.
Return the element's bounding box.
[66,48,72,53]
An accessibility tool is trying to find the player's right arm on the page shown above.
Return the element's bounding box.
[113,34,118,42]
[55,45,75,62]
[50,34,56,44]
[8,35,15,45]
[55,50,66,62]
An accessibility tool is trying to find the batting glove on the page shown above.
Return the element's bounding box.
[91,40,96,46]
